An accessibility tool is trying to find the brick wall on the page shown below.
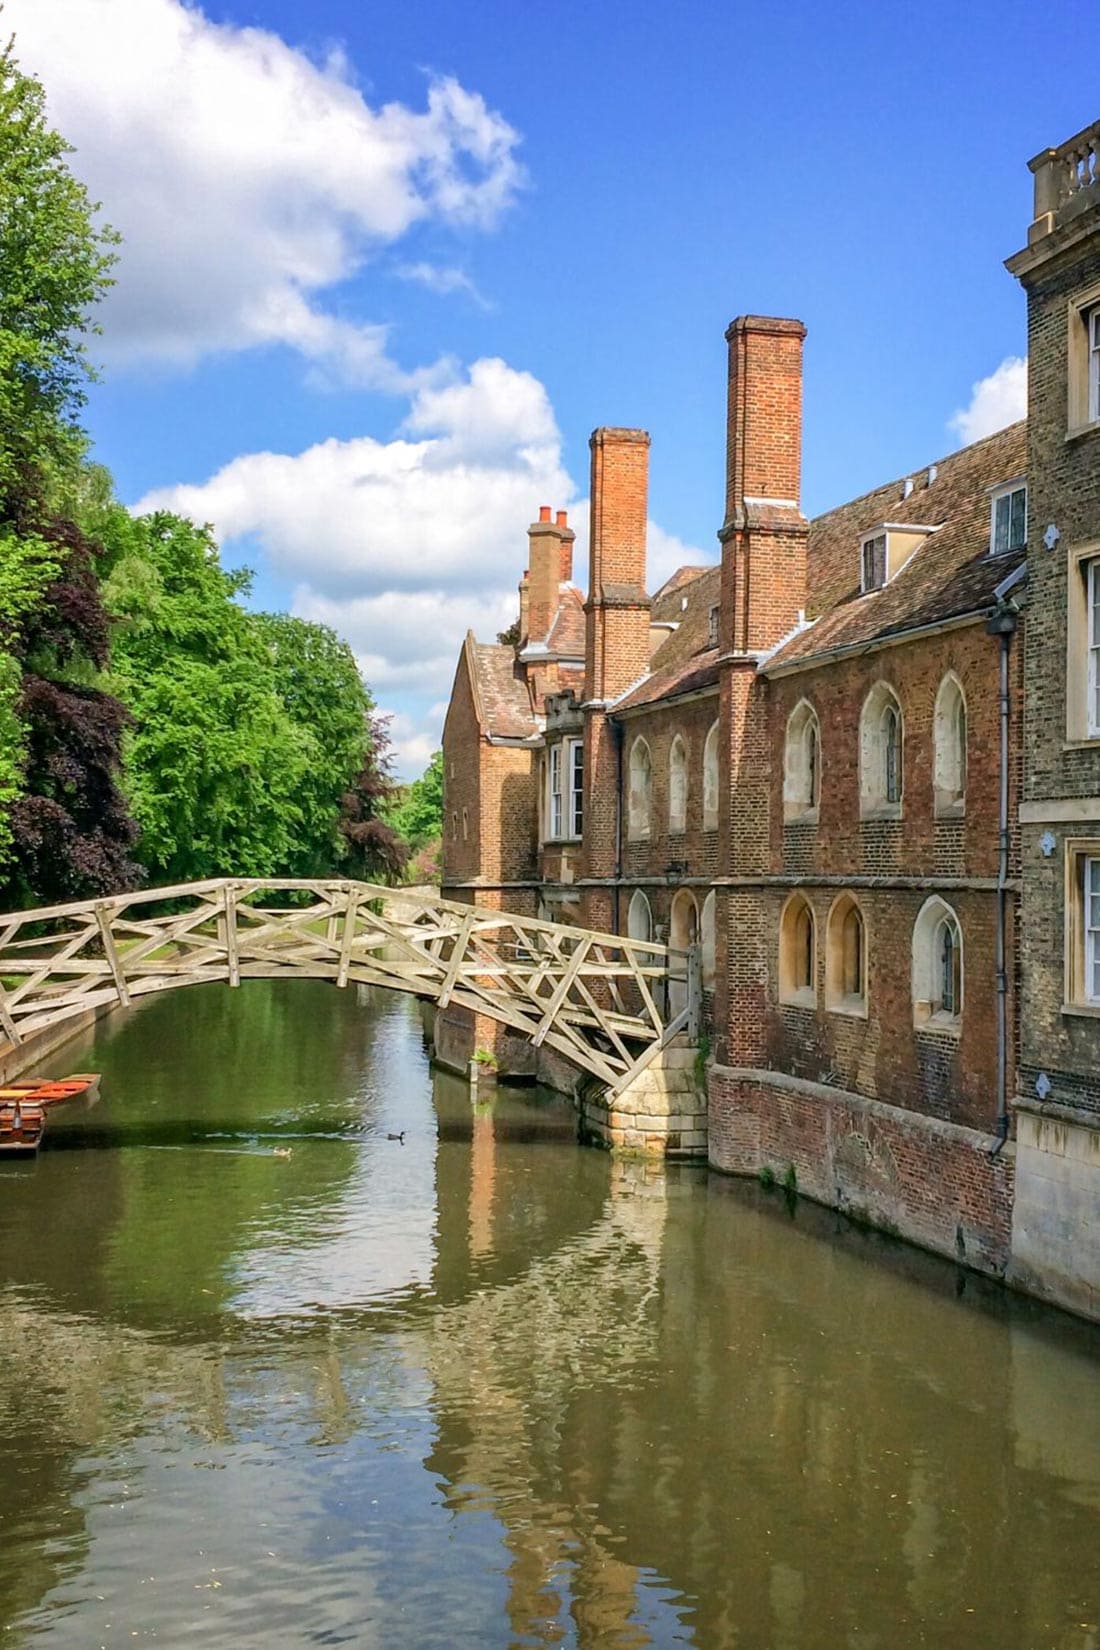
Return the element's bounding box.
[708,1065,1015,1276]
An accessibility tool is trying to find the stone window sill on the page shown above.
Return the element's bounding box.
[934,798,966,821]
[913,1009,961,1037]
[784,806,819,826]
[1062,736,1100,751]
[779,987,817,1010]
[668,826,687,837]
[1060,999,1100,1020]
[826,995,868,1020]
[1066,420,1100,444]
[702,822,719,835]
[860,803,903,823]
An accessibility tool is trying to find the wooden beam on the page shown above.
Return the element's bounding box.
[436,910,476,1009]
[95,903,131,1008]
[335,888,361,988]
[223,885,240,987]
[532,936,591,1048]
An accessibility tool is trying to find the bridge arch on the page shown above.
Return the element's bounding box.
[0,879,691,1095]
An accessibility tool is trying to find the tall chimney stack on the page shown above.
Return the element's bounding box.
[526,507,575,644]
[718,316,809,654]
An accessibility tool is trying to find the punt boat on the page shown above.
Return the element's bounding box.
[0,1100,46,1155]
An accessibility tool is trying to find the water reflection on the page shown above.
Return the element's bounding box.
[1,982,1100,1648]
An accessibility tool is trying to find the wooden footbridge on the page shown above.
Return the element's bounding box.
[0,880,695,1094]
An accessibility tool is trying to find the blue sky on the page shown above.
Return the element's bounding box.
[9,0,1095,775]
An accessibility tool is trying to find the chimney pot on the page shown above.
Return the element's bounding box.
[556,510,568,528]
[539,505,551,523]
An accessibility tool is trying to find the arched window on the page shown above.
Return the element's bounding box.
[860,682,904,815]
[912,897,963,1027]
[934,674,967,815]
[627,889,653,943]
[784,700,821,820]
[778,894,816,1006]
[700,891,716,991]
[628,738,653,839]
[703,721,720,831]
[669,890,699,1017]
[668,736,688,833]
[825,893,867,1014]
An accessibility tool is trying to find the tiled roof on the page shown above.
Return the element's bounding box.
[547,587,585,657]
[468,638,538,739]
[650,565,714,624]
[615,564,721,711]
[767,421,1028,671]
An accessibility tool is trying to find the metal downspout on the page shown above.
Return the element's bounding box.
[613,717,624,935]
[987,605,1016,1155]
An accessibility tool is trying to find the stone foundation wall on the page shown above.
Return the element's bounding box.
[1010,1103,1100,1322]
[708,1064,1015,1276]
[578,1039,707,1158]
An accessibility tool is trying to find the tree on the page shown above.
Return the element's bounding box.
[254,612,375,876]
[0,35,117,511]
[388,750,444,851]
[336,712,409,884]
[0,38,133,901]
[97,508,318,883]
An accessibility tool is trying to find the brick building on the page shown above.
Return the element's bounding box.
[442,118,1100,1317]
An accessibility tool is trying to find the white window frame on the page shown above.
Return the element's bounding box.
[1090,307,1100,425]
[1089,560,1100,739]
[1083,855,1100,1004]
[569,739,583,838]
[861,532,887,593]
[990,479,1027,556]
[548,744,563,840]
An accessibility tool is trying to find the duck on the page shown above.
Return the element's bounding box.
[386,1131,406,1144]
[273,1146,293,1158]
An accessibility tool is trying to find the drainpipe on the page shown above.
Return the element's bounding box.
[985,601,1017,1156]
[612,717,624,934]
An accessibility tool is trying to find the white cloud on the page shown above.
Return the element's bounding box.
[395,262,492,310]
[134,357,707,778]
[949,356,1028,446]
[8,0,522,380]
[136,357,572,594]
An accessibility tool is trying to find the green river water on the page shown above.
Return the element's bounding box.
[2,980,1100,1649]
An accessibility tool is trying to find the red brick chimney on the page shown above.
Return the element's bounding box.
[526,506,575,644]
[584,428,651,703]
[718,316,809,655]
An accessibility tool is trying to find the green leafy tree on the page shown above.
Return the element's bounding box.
[0,34,117,507]
[388,750,444,851]
[100,509,314,882]
[254,612,376,876]
[0,35,132,897]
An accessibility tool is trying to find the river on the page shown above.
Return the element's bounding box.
[2,981,1100,1649]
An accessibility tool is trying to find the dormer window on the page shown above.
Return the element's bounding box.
[861,533,887,592]
[991,480,1027,554]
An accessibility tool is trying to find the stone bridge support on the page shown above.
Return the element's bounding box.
[577,1036,707,1159]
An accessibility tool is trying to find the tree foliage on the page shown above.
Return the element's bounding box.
[0,36,133,901]
[388,750,443,851]
[0,34,117,507]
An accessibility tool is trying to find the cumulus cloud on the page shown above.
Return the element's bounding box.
[949,356,1028,445]
[136,357,572,593]
[8,0,522,379]
[133,354,708,776]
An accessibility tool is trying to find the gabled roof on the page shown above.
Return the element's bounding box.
[546,586,585,657]
[767,421,1028,672]
[466,636,538,740]
[616,564,721,712]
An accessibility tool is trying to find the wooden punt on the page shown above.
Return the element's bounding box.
[0,1100,46,1156]
[0,1073,100,1109]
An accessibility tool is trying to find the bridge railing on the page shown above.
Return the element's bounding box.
[0,879,692,1091]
